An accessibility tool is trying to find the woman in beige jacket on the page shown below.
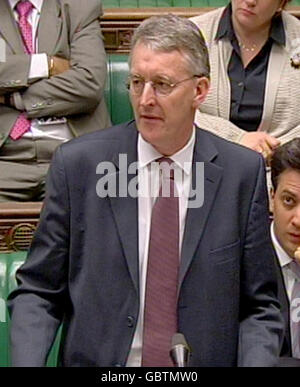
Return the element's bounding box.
[191,0,300,163]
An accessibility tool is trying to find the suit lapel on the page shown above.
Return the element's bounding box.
[108,123,139,293]
[0,0,25,53]
[179,129,223,289]
[37,0,63,54]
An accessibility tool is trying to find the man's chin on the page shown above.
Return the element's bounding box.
[137,121,163,139]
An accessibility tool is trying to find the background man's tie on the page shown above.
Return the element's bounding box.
[290,260,300,359]
[142,158,179,367]
[10,1,34,141]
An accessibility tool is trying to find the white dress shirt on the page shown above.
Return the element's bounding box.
[9,0,72,142]
[271,222,299,301]
[126,128,195,366]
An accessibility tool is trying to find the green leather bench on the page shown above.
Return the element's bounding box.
[0,53,132,367]
[0,252,62,367]
[105,54,133,125]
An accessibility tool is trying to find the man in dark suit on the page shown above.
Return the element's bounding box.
[0,0,110,201]
[270,138,300,364]
[8,14,284,367]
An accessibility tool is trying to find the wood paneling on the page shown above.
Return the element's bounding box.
[0,202,42,253]
[101,7,300,53]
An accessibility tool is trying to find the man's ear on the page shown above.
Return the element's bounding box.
[192,76,210,109]
[270,187,275,213]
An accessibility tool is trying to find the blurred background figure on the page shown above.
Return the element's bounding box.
[0,0,110,202]
[270,138,300,366]
[191,0,300,165]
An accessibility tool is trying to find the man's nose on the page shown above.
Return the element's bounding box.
[244,0,256,7]
[292,205,300,228]
[139,82,156,106]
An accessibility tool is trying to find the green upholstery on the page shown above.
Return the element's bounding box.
[105,54,133,125]
[0,254,11,368]
[0,253,26,367]
[0,252,62,367]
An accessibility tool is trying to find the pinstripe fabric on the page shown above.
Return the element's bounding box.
[142,158,179,367]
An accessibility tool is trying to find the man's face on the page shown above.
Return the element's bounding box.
[271,169,300,258]
[129,42,209,156]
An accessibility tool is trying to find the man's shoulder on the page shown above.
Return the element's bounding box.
[60,120,136,153]
[196,127,262,167]
[60,0,103,18]
[61,0,102,9]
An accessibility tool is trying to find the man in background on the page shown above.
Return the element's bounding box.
[0,0,110,201]
[270,138,300,364]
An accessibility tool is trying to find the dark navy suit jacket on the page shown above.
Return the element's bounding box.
[8,121,284,366]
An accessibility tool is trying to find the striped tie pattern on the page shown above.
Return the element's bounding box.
[10,1,34,141]
[290,260,300,359]
[142,158,179,367]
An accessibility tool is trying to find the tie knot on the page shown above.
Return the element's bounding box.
[158,157,172,165]
[157,157,175,180]
[16,1,33,18]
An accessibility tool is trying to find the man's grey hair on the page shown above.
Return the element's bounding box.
[129,14,210,78]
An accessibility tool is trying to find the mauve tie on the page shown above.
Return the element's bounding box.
[142,158,179,367]
[10,1,34,141]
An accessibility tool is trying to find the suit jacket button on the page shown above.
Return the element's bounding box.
[127,316,134,328]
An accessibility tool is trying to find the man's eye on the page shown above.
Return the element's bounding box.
[283,196,295,206]
[132,79,143,86]
[155,81,171,92]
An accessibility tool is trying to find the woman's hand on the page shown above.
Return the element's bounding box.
[240,132,280,163]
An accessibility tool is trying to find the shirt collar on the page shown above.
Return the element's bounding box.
[215,3,285,46]
[271,222,293,268]
[138,127,195,176]
[9,0,43,13]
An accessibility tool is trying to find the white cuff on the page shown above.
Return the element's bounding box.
[29,53,49,80]
[13,92,25,110]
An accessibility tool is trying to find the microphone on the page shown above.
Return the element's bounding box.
[170,333,191,367]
